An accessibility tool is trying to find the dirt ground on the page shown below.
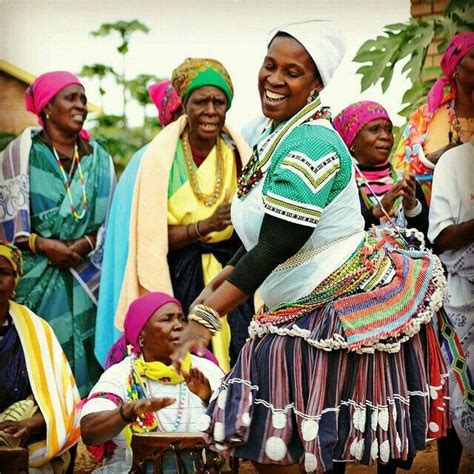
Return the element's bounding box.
[76,438,472,473]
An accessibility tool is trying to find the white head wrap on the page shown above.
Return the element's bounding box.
[267,20,346,87]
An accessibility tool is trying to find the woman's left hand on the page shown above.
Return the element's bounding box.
[183,367,212,404]
[66,237,94,259]
[0,413,46,439]
[400,173,418,210]
[171,321,212,371]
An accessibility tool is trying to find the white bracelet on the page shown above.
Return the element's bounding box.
[404,199,422,218]
[83,235,95,251]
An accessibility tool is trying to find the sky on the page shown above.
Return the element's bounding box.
[1,0,412,129]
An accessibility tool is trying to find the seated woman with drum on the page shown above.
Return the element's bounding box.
[80,292,224,468]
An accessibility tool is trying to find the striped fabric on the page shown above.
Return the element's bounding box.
[335,248,435,349]
[9,300,80,467]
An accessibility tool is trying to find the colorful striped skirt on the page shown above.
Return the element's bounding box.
[201,232,450,472]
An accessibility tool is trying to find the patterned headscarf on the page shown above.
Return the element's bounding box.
[427,32,474,113]
[333,101,392,149]
[24,70,90,140]
[171,58,234,108]
[148,80,182,127]
[0,241,23,286]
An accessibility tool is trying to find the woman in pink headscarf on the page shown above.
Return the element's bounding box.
[0,71,116,397]
[392,32,474,205]
[148,80,183,128]
[80,292,223,467]
[333,101,429,237]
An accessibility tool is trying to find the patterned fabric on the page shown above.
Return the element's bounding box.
[0,241,23,285]
[148,80,182,127]
[427,32,474,113]
[6,129,115,397]
[332,101,392,149]
[9,301,80,467]
[203,305,449,471]
[171,58,234,107]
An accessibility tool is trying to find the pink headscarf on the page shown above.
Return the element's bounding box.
[148,80,182,127]
[24,70,90,140]
[427,32,474,113]
[333,101,392,149]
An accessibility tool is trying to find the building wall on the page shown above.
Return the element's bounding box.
[0,72,37,135]
[411,0,450,68]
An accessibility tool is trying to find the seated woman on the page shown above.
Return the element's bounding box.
[0,241,80,472]
[81,292,223,461]
[96,59,254,372]
[333,101,428,237]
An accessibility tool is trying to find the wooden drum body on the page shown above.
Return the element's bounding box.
[130,432,225,474]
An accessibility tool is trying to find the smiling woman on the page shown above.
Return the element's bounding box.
[0,71,116,397]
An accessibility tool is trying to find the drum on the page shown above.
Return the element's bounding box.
[130,432,226,474]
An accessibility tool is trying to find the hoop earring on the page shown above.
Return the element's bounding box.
[138,337,144,348]
[307,88,319,104]
[453,71,459,80]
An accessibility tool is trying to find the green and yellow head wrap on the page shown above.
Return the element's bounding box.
[0,241,23,286]
[171,58,234,108]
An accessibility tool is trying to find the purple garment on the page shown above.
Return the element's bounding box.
[0,318,31,411]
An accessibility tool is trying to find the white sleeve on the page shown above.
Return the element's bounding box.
[80,360,129,420]
[428,155,456,244]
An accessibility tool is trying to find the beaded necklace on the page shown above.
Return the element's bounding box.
[447,99,463,145]
[51,145,87,220]
[130,358,188,433]
[182,130,223,207]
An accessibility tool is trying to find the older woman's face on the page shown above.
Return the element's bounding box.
[43,84,88,135]
[0,257,16,305]
[352,119,394,167]
[258,35,320,125]
[140,303,185,363]
[186,86,227,144]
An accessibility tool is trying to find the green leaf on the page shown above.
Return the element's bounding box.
[384,22,408,31]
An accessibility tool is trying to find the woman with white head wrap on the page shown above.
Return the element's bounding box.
[172,21,448,473]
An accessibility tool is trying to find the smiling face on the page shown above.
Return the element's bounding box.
[185,86,227,144]
[43,84,88,136]
[140,303,186,364]
[258,34,321,125]
[351,119,394,166]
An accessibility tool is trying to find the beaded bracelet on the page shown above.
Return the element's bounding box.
[119,402,135,423]
[83,235,95,251]
[189,304,221,334]
[28,233,38,254]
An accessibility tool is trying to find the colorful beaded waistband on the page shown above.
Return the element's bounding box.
[255,232,392,326]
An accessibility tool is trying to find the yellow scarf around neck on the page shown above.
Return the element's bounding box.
[134,352,192,384]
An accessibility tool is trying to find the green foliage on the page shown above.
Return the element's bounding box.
[354,0,474,119]
[0,132,16,151]
[91,20,150,56]
[81,20,162,173]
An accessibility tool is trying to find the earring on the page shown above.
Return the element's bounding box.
[453,71,459,80]
[307,88,319,104]
[46,113,50,120]
[350,147,355,155]
[138,337,144,348]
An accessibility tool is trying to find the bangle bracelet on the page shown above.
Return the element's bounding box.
[83,235,95,251]
[28,233,38,254]
[194,221,203,238]
[186,224,199,243]
[189,304,221,334]
[119,402,135,423]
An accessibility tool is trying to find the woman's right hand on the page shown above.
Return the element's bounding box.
[171,320,213,371]
[36,237,83,268]
[200,191,232,234]
[372,182,404,219]
[122,397,175,420]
